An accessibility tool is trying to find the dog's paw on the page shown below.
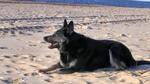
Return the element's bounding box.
[38,68,50,74]
[58,68,75,74]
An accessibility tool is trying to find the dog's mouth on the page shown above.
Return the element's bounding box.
[48,42,59,49]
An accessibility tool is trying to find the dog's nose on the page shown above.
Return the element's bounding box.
[43,36,48,41]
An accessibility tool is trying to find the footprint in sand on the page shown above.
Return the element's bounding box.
[18,31,33,36]
[3,55,11,59]
[45,55,51,58]
[12,55,19,58]
[5,65,11,68]
[20,54,30,59]
[0,47,8,49]
[29,55,37,61]
[28,44,37,47]
[0,59,3,61]
[110,72,141,84]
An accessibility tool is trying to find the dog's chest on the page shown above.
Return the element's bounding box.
[60,52,77,68]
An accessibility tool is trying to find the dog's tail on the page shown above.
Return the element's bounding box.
[136,60,150,65]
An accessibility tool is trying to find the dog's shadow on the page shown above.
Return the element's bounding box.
[94,65,150,72]
[40,65,150,75]
[129,64,150,71]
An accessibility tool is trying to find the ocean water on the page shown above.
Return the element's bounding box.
[31,0,150,8]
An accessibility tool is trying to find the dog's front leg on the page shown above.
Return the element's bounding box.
[39,62,60,73]
[58,59,79,74]
[58,67,77,74]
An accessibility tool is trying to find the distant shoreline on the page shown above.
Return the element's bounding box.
[0,1,111,8]
[0,0,150,8]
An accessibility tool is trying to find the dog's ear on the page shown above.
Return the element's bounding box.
[67,21,74,34]
[63,19,68,27]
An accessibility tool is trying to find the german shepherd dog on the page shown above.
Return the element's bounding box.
[39,19,150,73]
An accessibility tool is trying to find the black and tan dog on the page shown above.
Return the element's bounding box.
[39,19,150,73]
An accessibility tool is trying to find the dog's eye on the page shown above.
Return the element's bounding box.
[54,34,59,37]
[52,34,55,37]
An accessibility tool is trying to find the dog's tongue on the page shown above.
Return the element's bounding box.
[48,43,57,49]
[48,43,54,49]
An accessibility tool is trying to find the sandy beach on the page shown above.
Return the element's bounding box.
[0,2,150,84]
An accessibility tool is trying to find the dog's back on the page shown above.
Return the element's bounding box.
[59,31,136,71]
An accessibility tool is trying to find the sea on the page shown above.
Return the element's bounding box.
[31,0,150,8]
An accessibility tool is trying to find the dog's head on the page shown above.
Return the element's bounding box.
[44,19,74,49]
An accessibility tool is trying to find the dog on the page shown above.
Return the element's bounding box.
[39,19,150,73]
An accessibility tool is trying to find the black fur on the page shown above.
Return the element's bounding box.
[42,19,150,73]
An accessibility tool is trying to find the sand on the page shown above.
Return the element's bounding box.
[0,2,150,84]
